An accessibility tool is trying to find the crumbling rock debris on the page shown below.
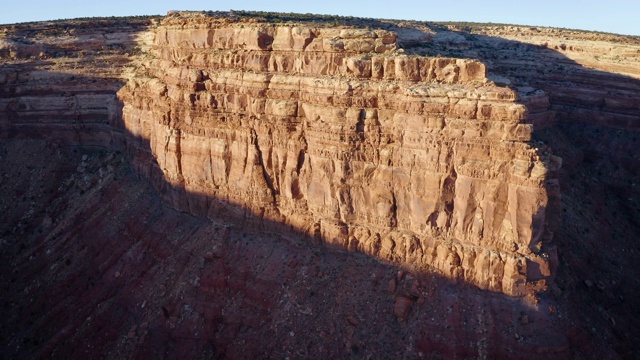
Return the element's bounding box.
[393,295,413,321]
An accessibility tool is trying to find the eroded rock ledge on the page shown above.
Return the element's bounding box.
[118,14,560,296]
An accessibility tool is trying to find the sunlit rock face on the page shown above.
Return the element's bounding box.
[118,14,560,296]
[4,12,640,359]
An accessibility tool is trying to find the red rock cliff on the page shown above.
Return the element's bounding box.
[3,13,640,359]
[118,14,560,296]
[0,19,154,143]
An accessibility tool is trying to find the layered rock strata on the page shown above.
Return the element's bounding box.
[0,19,155,143]
[119,15,560,296]
[3,14,640,358]
[419,24,640,131]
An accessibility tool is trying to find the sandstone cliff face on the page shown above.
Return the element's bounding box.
[0,19,155,143]
[417,24,640,131]
[118,14,560,296]
[3,13,640,359]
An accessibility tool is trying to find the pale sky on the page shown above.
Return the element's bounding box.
[1,0,639,36]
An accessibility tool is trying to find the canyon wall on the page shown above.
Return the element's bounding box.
[473,26,640,130]
[0,19,154,144]
[0,14,568,296]
[118,14,560,296]
[3,14,640,358]
[419,23,640,200]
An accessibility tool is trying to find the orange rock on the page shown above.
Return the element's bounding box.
[393,295,413,320]
[115,16,561,296]
[0,14,571,297]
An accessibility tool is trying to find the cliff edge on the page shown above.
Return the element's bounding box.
[1,11,639,359]
[115,13,561,296]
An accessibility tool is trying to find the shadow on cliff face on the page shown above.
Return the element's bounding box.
[403,23,640,357]
[0,77,571,358]
[0,122,573,358]
[1,18,639,359]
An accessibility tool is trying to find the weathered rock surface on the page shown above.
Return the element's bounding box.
[118,14,559,296]
[415,23,640,131]
[0,18,155,143]
[0,138,575,359]
[1,11,640,359]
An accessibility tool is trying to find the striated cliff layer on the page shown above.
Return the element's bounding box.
[410,23,640,131]
[0,18,155,143]
[118,14,560,296]
[2,12,640,359]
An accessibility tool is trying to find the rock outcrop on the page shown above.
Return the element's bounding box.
[0,18,155,143]
[418,24,640,131]
[2,12,640,359]
[118,13,560,296]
